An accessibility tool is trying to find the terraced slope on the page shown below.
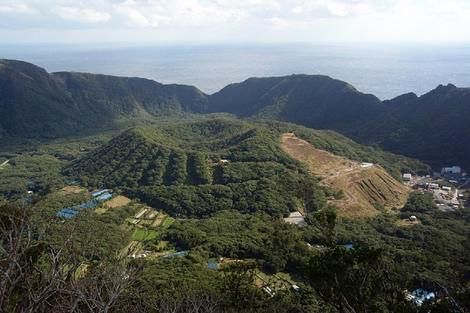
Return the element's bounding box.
[281,133,410,217]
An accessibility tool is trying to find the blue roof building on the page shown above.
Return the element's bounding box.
[164,251,189,258]
[95,192,113,202]
[56,190,112,219]
[91,189,110,198]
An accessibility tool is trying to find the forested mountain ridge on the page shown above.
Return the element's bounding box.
[207,74,384,133]
[353,84,470,168]
[206,76,470,169]
[0,59,207,137]
[65,118,427,218]
[2,59,469,169]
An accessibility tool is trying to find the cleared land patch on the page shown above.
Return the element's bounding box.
[281,133,410,217]
[60,186,86,194]
[104,195,131,209]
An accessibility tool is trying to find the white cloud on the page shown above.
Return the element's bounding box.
[293,0,374,18]
[113,0,247,28]
[291,6,303,14]
[270,16,289,29]
[54,6,111,23]
[1,0,470,43]
[326,2,349,16]
[0,3,36,14]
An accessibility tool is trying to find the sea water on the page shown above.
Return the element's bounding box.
[1,43,469,100]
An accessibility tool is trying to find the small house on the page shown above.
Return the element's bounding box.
[284,211,307,226]
[441,186,451,191]
[407,288,436,306]
[403,173,412,181]
[409,216,418,222]
[292,285,301,292]
[426,183,439,190]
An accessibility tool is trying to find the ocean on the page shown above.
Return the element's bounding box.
[1,43,469,100]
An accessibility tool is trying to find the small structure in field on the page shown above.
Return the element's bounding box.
[95,192,113,201]
[284,211,307,226]
[426,183,440,190]
[292,284,301,292]
[91,189,111,198]
[409,216,418,222]
[164,251,189,258]
[406,288,436,306]
[360,162,373,168]
[403,173,412,181]
[207,259,219,270]
[218,159,230,165]
[441,186,451,191]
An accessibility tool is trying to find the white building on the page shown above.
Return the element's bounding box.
[284,211,307,226]
[403,173,412,181]
[426,183,439,189]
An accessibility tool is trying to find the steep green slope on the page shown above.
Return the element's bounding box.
[0,59,207,138]
[2,59,467,169]
[65,118,326,218]
[54,71,208,116]
[354,84,470,168]
[0,60,84,137]
[65,118,427,218]
[207,75,384,132]
[207,75,470,169]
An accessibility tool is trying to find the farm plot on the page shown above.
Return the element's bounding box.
[121,204,176,259]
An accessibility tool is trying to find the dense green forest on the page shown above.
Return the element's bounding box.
[65,119,326,218]
[2,193,469,312]
[2,59,470,168]
[65,118,426,218]
[207,76,470,169]
[0,59,207,137]
[1,59,470,312]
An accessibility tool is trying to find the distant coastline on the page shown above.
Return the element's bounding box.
[1,43,469,100]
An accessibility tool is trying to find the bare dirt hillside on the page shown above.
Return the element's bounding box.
[281,133,410,218]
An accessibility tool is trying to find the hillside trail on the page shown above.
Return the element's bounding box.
[281,133,410,218]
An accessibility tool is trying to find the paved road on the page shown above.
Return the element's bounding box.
[451,188,459,204]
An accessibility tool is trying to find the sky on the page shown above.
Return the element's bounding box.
[1,0,470,44]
